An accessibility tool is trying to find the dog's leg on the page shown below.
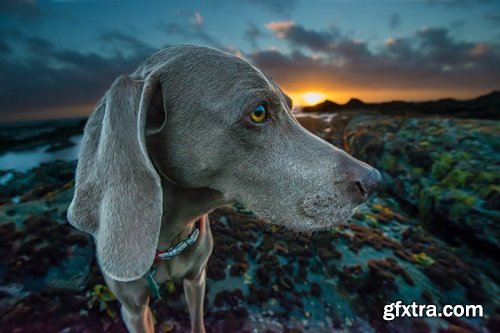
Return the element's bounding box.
[104,275,154,333]
[120,301,154,333]
[184,268,207,333]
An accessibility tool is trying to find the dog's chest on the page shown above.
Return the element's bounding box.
[153,223,213,282]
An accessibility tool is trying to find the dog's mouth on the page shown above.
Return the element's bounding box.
[249,203,353,233]
[237,189,360,233]
[287,220,344,232]
[267,210,355,233]
[251,202,356,233]
[291,191,359,231]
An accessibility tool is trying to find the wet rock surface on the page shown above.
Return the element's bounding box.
[343,115,500,258]
[0,111,498,332]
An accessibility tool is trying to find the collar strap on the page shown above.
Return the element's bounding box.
[155,222,200,260]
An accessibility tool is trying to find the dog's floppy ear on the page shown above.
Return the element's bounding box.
[68,74,165,282]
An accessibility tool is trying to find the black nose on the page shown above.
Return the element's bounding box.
[355,169,381,196]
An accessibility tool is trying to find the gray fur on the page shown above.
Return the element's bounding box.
[68,75,163,282]
[67,45,380,333]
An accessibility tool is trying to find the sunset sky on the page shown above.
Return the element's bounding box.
[1,0,500,122]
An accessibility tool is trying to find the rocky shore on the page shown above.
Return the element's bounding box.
[0,107,498,332]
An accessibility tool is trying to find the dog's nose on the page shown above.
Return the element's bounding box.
[355,169,382,197]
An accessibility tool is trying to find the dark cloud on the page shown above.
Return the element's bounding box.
[1,14,229,118]
[251,49,339,91]
[162,22,223,50]
[415,27,474,65]
[389,13,401,30]
[244,22,264,49]
[448,19,467,35]
[0,39,11,54]
[384,37,417,63]
[161,11,224,48]
[332,40,373,64]
[252,24,500,92]
[246,0,296,15]
[0,23,22,54]
[417,27,450,47]
[100,30,155,55]
[449,19,466,29]
[24,36,54,55]
[0,21,23,40]
[266,21,339,52]
[2,12,499,121]
[0,0,43,20]
[424,0,494,8]
[0,34,152,117]
[484,13,500,25]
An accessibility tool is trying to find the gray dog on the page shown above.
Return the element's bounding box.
[67,45,380,333]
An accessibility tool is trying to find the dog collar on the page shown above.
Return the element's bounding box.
[155,224,200,260]
[146,220,201,299]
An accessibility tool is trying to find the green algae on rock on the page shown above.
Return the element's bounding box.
[344,115,500,255]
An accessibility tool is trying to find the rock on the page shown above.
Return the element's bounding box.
[1,160,76,205]
[486,313,500,333]
[256,265,271,285]
[317,247,342,261]
[214,289,244,308]
[309,282,321,297]
[0,114,498,333]
[44,139,75,152]
[344,223,400,253]
[344,115,500,256]
[206,259,226,281]
[421,290,433,302]
[296,111,355,147]
[411,319,431,333]
[229,262,249,276]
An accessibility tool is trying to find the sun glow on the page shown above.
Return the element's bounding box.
[301,92,326,106]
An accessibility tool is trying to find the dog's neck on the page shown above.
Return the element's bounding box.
[156,176,227,249]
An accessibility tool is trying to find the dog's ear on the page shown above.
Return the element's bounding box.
[68,75,165,282]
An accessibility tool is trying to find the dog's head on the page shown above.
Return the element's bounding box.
[143,46,380,231]
[68,45,380,281]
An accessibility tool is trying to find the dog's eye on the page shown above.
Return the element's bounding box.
[250,104,267,123]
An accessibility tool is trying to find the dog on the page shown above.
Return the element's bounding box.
[67,45,381,333]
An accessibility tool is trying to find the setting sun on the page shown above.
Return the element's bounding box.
[301,92,326,106]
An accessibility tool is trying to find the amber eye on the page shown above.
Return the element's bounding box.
[250,104,267,123]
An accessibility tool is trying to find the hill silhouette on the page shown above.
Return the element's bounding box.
[302,91,500,119]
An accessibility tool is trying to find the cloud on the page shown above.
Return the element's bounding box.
[251,24,500,93]
[0,0,43,20]
[415,27,475,65]
[266,20,295,36]
[0,22,23,55]
[389,13,401,30]
[161,10,227,50]
[191,11,203,26]
[0,12,230,119]
[266,20,339,52]
[245,0,296,15]
[2,15,499,120]
[244,22,264,49]
[24,36,54,54]
[0,33,153,117]
[100,30,155,55]
[162,18,223,50]
[427,0,499,8]
[0,39,11,54]
[484,13,500,25]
